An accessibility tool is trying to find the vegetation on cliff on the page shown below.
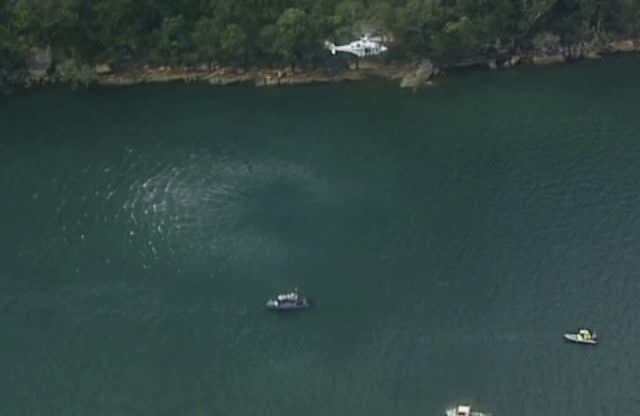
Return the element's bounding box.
[1,0,639,74]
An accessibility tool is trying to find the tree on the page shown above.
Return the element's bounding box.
[58,58,98,88]
[192,16,219,66]
[2,0,640,78]
[151,14,187,65]
[219,24,247,64]
[272,8,315,69]
[431,16,481,57]
[258,24,279,59]
[0,5,29,67]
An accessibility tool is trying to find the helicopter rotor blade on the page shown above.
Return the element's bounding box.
[360,32,384,42]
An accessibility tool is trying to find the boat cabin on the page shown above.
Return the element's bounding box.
[578,329,596,340]
[456,405,471,416]
[276,292,299,302]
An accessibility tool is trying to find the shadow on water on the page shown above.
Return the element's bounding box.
[264,309,312,321]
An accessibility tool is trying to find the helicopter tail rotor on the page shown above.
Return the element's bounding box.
[324,40,336,55]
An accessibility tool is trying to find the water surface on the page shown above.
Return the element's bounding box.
[1,56,640,415]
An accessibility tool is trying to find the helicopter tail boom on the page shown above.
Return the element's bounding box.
[324,41,336,55]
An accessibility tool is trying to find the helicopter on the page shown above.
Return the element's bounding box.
[324,34,389,58]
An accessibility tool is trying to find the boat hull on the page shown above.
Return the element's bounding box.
[563,334,597,344]
[265,299,310,310]
[445,408,489,416]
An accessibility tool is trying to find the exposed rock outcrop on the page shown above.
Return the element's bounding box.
[4,36,640,91]
[26,46,52,80]
[503,55,521,68]
[532,54,566,65]
[400,59,434,89]
[95,64,112,75]
[608,39,638,53]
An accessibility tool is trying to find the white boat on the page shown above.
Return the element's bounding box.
[265,289,310,311]
[446,404,491,416]
[563,328,598,345]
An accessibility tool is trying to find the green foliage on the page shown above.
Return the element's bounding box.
[219,24,248,63]
[192,17,219,64]
[532,31,561,49]
[273,8,315,64]
[1,0,639,72]
[432,16,481,57]
[151,15,188,64]
[58,58,98,88]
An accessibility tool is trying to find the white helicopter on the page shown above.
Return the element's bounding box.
[324,35,389,58]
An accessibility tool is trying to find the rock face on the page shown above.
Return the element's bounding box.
[503,55,521,69]
[95,64,112,75]
[8,36,640,91]
[255,73,279,87]
[609,39,637,52]
[207,67,253,85]
[565,44,580,59]
[400,59,434,89]
[532,54,566,65]
[26,46,52,79]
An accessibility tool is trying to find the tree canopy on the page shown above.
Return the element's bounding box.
[1,0,639,70]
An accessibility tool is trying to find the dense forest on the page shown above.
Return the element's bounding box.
[1,0,639,71]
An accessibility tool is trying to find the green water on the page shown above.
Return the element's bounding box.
[2,56,640,415]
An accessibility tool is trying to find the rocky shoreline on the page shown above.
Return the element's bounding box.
[2,38,639,92]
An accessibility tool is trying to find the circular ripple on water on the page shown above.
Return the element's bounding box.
[117,151,329,268]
